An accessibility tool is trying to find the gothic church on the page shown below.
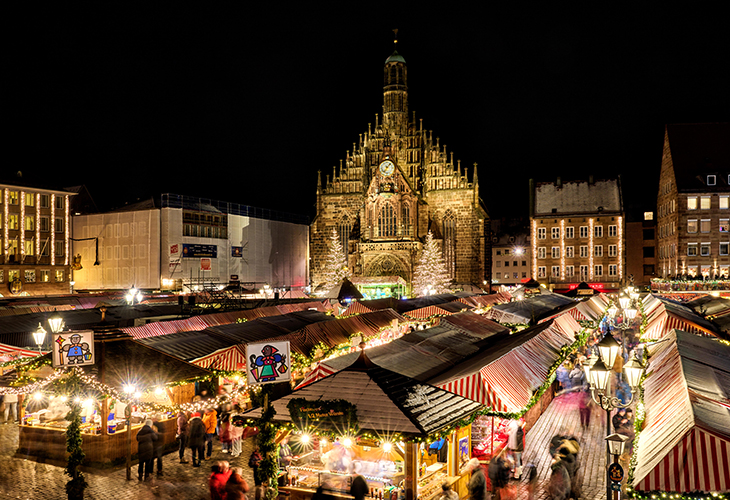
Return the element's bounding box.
[311,48,489,295]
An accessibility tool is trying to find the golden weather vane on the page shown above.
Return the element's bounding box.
[393,28,398,46]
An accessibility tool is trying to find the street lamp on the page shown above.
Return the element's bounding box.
[32,323,47,356]
[48,313,65,334]
[125,286,143,305]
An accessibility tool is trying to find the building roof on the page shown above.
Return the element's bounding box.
[665,123,730,193]
[385,50,406,64]
[533,178,622,216]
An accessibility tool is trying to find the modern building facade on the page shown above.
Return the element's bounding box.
[0,180,75,297]
[310,48,489,295]
[656,123,730,279]
[490,219,530,286]
[71,194,309,293]
[529,177,626,293]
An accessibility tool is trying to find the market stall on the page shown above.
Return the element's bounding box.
[630,329,730,495]
[15,326,211,465]
[244,350,483,500]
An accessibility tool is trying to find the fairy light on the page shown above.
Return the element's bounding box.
[35,193,40,265]
[64,195,69,265]
[589,218,594,280]
[20,190,25,260]
[50,194,55,266]
[532,219,538,279]
[618,215,624,281]
[560,219,565,280]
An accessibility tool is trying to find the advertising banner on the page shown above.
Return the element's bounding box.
[52,330,95,368]
[246,341,290,386]
[182,244,217,258]
[200,258,212,271]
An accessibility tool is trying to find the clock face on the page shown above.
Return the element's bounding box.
[379,160,395,176]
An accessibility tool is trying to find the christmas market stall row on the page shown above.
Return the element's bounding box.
[244,348,483,500]
[1,324,215,466]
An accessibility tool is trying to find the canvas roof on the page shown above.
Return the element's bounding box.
[488,293,575,324]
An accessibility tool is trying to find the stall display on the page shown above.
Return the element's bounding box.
[471,416,509,461]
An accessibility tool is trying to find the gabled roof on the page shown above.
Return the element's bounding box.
[665,123,730,193]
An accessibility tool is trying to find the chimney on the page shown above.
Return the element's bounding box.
[556,176,562,188]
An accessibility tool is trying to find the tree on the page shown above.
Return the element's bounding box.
[65,400,87,499]
[412,231,451,296]
[321,228,351,293]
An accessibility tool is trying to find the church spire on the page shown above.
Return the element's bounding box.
[383,30,408,132]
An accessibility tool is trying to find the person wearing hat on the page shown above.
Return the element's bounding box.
[188,411,207,467]
[136,419,158,481]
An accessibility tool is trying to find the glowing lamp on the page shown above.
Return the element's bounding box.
[33,392,44,401]
[619,296,630,310]
[382,442,393,453]
[123,384,136,394]
[300,434,310,444]
[606,433,630,457]
[343,437,353,447]
[48,314,65,334]
[624,307,638,320]
[623,357,645,391]
[597,334,622,371]
[588,358,611,393]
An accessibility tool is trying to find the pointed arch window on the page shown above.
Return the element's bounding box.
[402,203,411,236]
[339,216,352,255]
[443,210,456,278]
[378,204,396,238]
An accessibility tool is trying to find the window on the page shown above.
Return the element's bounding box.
[24,269,36,283]
[25,216,34,231]
[40,242,49,257]
[40,270,50,282]
[55,196,64,210]
[537,247,546,259]
[496,261,501,267]
[720,219,729,233]
[9,270,20,282]
[55,240,64,257]
[9,191,19,204]
[579,226,589,238]
[25,193,35,206]
[537,227,546,240]
[522,261,527,266]
[0,270,3,283]
[700,243,711,256]
[24,239,34,256]
[721,196,729,210]
[566,246,574,258]
[565,265,574,277]
[551,247,560,259]
[55,218,64,233]
[580,265,589,280]
[537,266,546,278]
[608,244,617,257]
[513,272,518,279]
[378,204,396,237]
[643,228,655,240]
[594,245,603,257]
[55,270,65,282]
[608,225,617,237]
[708,175,716,186]
[594,265,603,277]
[522,272,527,278]
[495,272,501,279]
[594,226,603,238]
[565,226,574,239]
[609,264,617,277]
[687,219,698,233]
[40,216,49,232]
[687,243,698,256]
[402,204,411,236]
[700,219,711,233]
[9,215,19,230]
[580,245,589,258]
[643,247,655,258]
[644,264,655,276]
[339,216,352,254]
[701,196,711,210]
[720,243,729,256]
[40,194,50,208]
[504,261,510,267]
[442,210,455,277]
[551,266,560,277]
[504,249,510,255]
[551,227,560,239]
[687,197,698,210]
[644,212,654,221]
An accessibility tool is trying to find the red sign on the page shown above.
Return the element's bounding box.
[200,258,211,271]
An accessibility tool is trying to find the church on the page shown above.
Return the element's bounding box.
[310,46,490,297]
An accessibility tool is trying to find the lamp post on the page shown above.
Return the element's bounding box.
[585,292,645,500]
[48,313,65,334]
[32,323,47,356]
[125,286,143,305]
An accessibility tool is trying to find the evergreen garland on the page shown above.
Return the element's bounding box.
[252,386,279,500]
[65,400,88,499]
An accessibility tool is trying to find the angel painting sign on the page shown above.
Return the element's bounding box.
[246,341,290,386]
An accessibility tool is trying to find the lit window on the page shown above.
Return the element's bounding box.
[720,219,729,233]
[721,196,730,209]
[644,212,654,221]
[687,197,698,210]
[24,239,34,256]
[700,219,711,233]
[9,191,19,204]
[701,196,711,209]
[24,270,36,283]
[687,219,698,233]
[40,270,50,282]
[707,175,716,186]
[25,193,35,206]
[55,269,65,282]
[25,216,34,231]
[9,215,19,230]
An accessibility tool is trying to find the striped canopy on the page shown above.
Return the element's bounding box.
[632,330,730,493]
[0,342,43,361]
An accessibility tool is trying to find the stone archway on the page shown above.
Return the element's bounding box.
[363,253,410,282]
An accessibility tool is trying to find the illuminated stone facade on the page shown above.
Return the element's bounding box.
[310,50,489,294]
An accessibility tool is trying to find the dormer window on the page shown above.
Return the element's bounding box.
[708,174,716,186]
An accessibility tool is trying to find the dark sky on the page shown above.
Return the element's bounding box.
[7,5,729,220]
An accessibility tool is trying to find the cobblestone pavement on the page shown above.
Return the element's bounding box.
[0,422,256,500]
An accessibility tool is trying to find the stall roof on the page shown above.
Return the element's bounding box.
[138,329,231,361]
[683,295,730,318]
[633,330,730,493]
[245,351,482,437]
[488,294,575,324]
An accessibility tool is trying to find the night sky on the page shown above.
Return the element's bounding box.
[7,5,729,220]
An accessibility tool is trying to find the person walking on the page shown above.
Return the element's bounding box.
[203,407,217,459]
[225,466,250,500]
[467,458,487,500]
[578,388,592,429]
[3,392,18,423]
[177,410,189,463]
[136,419,158,481]
[188,411,206,467]
[487,453,511,500]
[507,419,525,479]
[229,406,245,458]
[209,461,232,500]
[249,446,263,487]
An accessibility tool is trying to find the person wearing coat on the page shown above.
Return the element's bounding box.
[188,411,207,467]
[177,410,189,463]
[202,407,217,459]
[152,420,165,477]
[467,458,487,500]
[225,466,250,500]
[136,419,158,481]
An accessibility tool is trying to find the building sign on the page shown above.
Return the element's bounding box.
[52,330,95,368]
[169,243,181,263]
[246,341,291,386]
[182,244,217,258]
[286,397,358,431]
[200,258,212,271]
[231,246,243,257]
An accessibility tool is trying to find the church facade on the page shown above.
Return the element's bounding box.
[310,49,490,296]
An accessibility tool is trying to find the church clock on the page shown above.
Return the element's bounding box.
[379,159,395,177]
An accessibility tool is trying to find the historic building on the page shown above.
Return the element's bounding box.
[310,48,489,295]
[490,219,531,286]
[0,178,76,296]
[529,177,626,293]
[656,123,730,279]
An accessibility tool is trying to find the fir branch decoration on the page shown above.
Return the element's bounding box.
[65,400,88,499]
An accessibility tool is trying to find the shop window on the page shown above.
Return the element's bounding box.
[40,270,50,282]
[24,270,36,283]
[9,270,20,282]
[0,269,4,283]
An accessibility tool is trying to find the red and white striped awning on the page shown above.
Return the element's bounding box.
[340,301,374,316]
[632,330,730,493]
[294,362,338,389]
[191,345,247,372]
[0,342,44,361]
[403,305,451,319]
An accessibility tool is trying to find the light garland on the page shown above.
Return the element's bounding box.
[35,193,40,265]
[64,195,69,265]
[50,194,55,266]
[20,190,25,260]
[589,218,594,280]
